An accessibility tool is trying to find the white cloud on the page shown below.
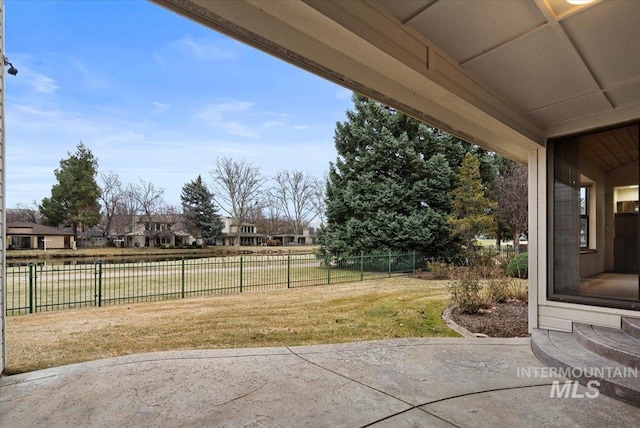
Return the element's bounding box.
[152,101,170,114]
[263,121,285,128]
[31,73,59,94]
[196,100,261,138]
[158,34,234,65]
[224,122,260,138]
[69,58,109,90]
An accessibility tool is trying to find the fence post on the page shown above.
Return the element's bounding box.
[239,257,243,293]
[326,255,331,284]
[28,263,34,314]
[388,252,392,277]
[412,251,416,272]
[360,253,364,281]
[181,258,186,299]
[97,260,103,307]
[287,255,291,288]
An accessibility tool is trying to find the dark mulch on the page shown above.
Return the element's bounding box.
[450,300,529,338]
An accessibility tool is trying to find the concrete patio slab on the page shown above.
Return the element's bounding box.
[1,338,638,427]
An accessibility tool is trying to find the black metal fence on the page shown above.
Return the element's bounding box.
[6,252,418,316]
[484,245,525,259]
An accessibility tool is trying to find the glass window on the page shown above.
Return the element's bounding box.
[549,124,639,310]
[580,187,589,248]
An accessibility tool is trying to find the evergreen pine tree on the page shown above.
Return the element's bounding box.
[181,176,224,245]
[448,152,498,259]
[40,142,101,239]
[318,94,461,258]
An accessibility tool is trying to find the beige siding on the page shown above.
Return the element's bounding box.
[1,0,6,370]
[537,303,631,331]
[45,236,66,249]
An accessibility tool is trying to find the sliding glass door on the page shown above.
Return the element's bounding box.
[549,124,639,310]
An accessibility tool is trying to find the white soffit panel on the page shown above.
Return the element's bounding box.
[377,0,435,23]
[606,81,640,109]
[561,0,640,89]
[527,93,610,125]
[463,26,595,113]
[404,0,546,64]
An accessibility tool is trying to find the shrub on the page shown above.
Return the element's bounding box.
[506,253,528,279]
[427,261,454,280]
[486,277,510,303]
[448,269,484,314]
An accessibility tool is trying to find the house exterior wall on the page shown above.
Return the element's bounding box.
[1,0,7,371]
[41,236,66,249]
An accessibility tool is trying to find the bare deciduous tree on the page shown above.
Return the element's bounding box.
[7,201,42,224]
[210,157,266,246]
[311,172,328,226]
[251,193,287,239]
[127,178,165,220]
[125,179,165,245]
[272,170,317,244]
[98,171,124,244]
[496,162,528,253]
[157,203,182,227]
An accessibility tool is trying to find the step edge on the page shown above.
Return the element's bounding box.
[573,324,640,369]
[531,329,640,407]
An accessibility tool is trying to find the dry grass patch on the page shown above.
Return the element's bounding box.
[7,245,319,261]
[5,277,458,374]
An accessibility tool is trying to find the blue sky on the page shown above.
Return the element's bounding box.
[4,0,353,208]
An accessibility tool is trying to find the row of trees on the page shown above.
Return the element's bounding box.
[318,94,528,260]
[12,94,527,258]
[11,143,326,246]
[182,158,325,245]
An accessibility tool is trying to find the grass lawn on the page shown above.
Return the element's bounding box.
[5,277,458,374]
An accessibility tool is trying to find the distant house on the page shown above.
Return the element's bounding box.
[114,214,195,248]
[6,222,75,250]
[273,227,316,246]
[216,217,267,246]
[81,229,108,248]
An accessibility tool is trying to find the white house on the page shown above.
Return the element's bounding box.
[217,217,267,246]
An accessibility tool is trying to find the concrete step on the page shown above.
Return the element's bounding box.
[573,323,640,369]
[622,317,640,340]
[531,329,640,407]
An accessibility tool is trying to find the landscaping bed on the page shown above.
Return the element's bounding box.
[450,300,529,338]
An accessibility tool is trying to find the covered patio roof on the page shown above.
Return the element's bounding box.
[151,0,640,164]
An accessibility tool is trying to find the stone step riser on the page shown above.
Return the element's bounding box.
[531,329,640,408]
[622,317,640,340]
[573,323,640,370]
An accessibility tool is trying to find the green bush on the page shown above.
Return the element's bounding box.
[506,253,528,279]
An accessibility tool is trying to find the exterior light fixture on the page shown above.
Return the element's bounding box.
[3,56,18,76]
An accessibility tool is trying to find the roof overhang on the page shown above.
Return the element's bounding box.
[150,0,640,164]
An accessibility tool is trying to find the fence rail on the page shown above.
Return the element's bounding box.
[6,252,418,316]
